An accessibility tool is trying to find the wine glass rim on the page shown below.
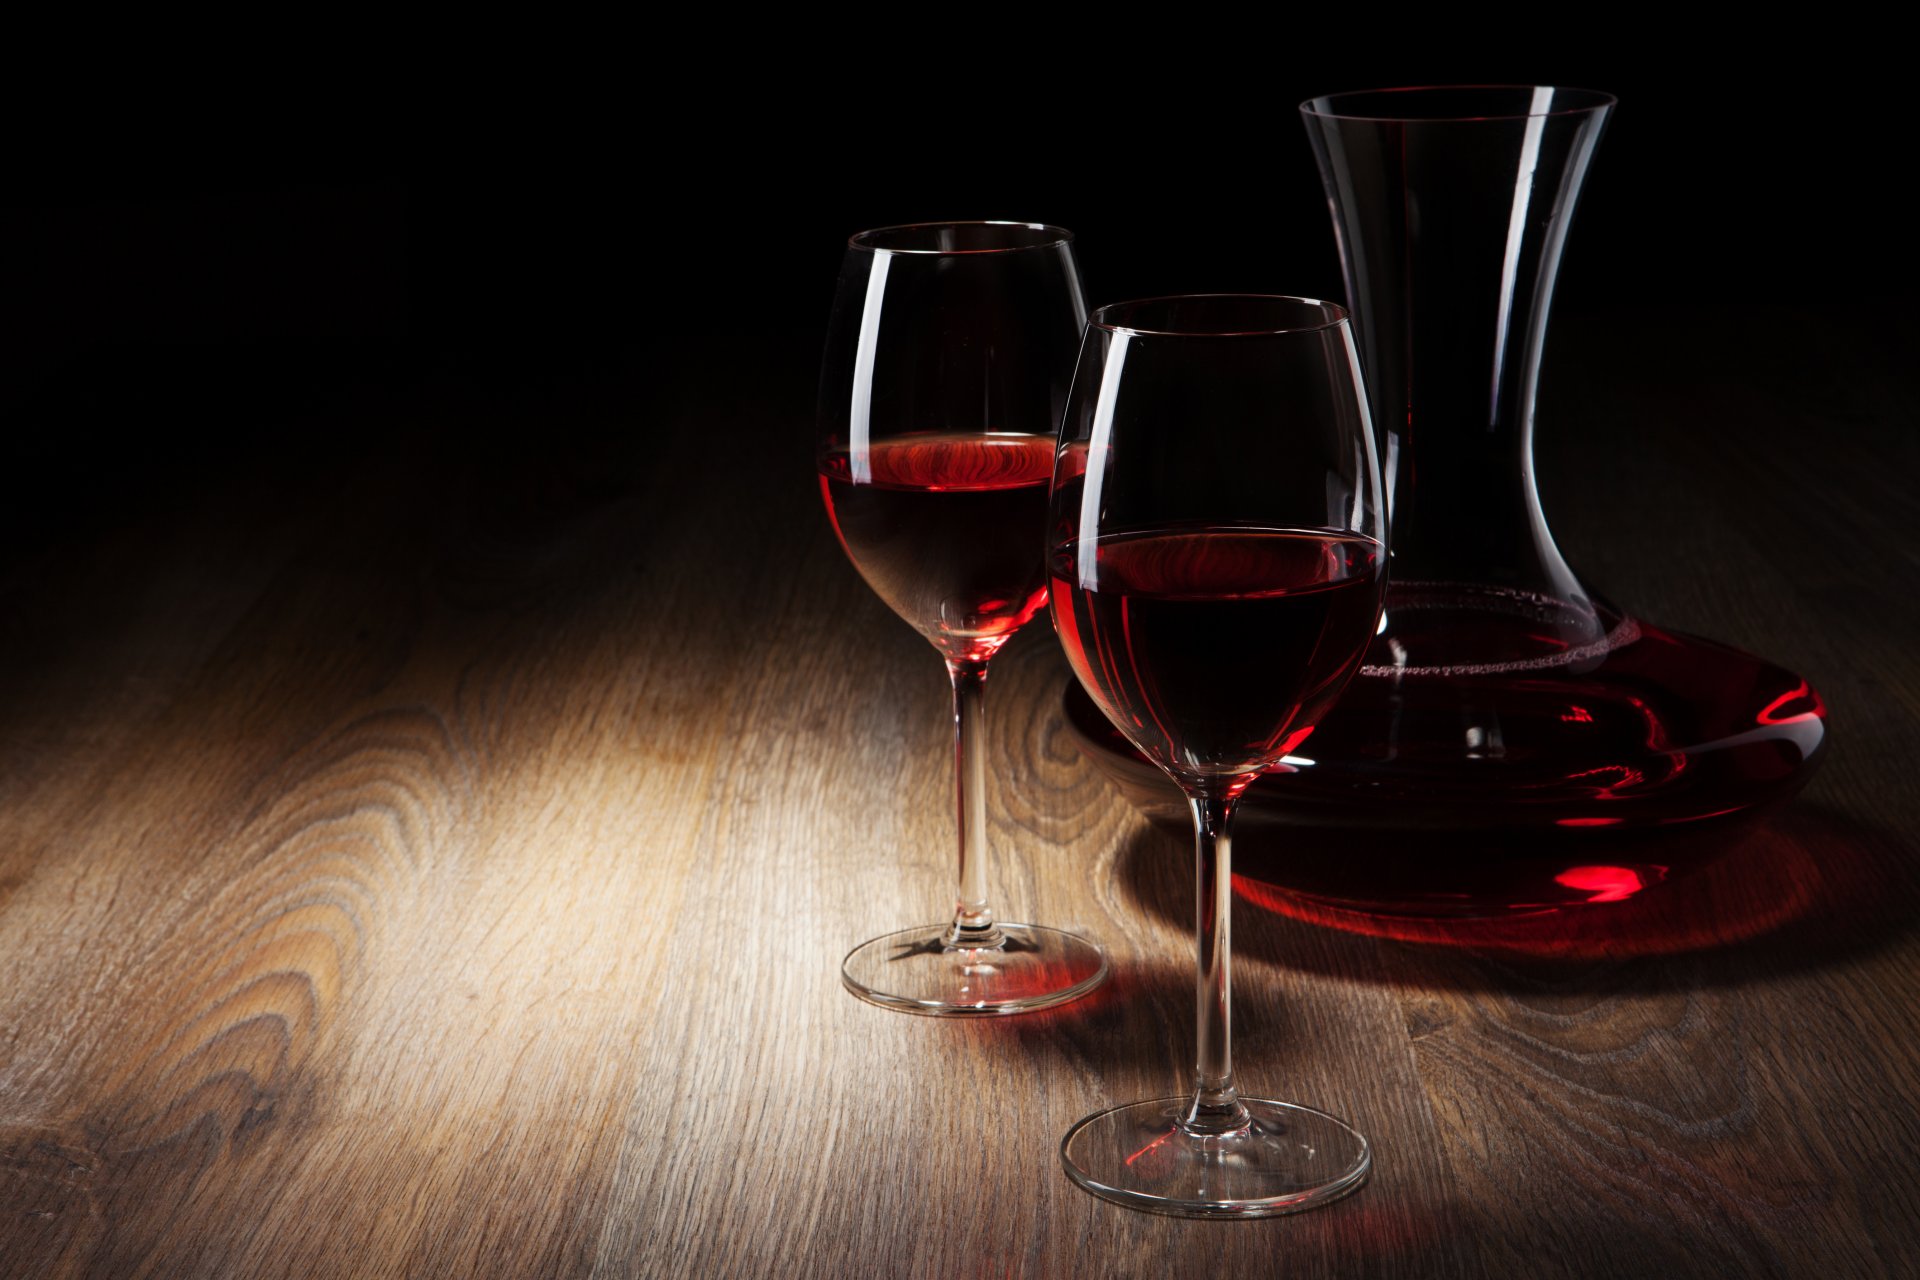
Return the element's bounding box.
[1299,84,1616,122]
[1090,294,1348,337]
[848,220,1075,255]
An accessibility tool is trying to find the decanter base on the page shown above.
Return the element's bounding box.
[1064,616,1826,920]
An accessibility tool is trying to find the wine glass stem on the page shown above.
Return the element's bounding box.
[945,659,1004,948]
[1184,791,1250,1134]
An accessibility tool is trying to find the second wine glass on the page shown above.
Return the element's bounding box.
[818,221,1109,1016]
[1049,295,1386,1215]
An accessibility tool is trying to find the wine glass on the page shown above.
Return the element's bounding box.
[817,221,1109,1015]
[1048,295,1386,1214]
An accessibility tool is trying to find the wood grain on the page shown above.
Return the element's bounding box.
[2,309,1917,1278]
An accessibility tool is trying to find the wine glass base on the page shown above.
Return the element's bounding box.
[1061,1097,1370,1218]
[840,922,1108,1016]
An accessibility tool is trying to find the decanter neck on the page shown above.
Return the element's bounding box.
[1304,93,1614,667]
[1306,98,1611,601]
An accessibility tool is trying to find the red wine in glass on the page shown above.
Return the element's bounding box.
[1050,527,1382,781]
[819,432,1055,665]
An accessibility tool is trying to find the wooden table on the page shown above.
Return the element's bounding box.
[2,308,1915,1278]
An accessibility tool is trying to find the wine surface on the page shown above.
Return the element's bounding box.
[1050,527,1383,784]
[819,433,1054,664]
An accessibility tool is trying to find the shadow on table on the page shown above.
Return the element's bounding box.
[1107,800,1916,992]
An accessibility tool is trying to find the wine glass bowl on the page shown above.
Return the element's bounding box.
[1049,295,1385,1214]
[817,221,1108,1016]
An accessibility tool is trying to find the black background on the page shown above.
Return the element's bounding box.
[3,44,1910,564]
